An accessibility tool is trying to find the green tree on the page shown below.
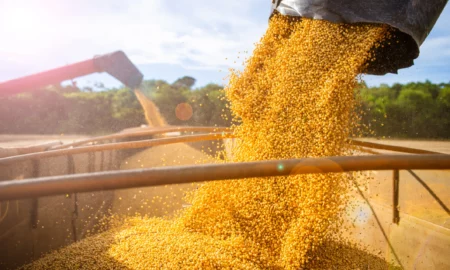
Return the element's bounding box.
[0,79,448,138]
[111,88,145,129]
[359,81,450,139]
[173,76,196,89]
[436,87,450,137]
[186,83,231,127]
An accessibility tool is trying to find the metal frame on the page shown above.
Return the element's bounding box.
[0,126,449,214]
[0,51,143,96]
[0,154,449,201]
[52,126,230,150]
[0,133,232,165]
[1,126,448,269]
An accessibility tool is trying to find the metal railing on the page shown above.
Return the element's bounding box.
[1,125,449,269]
[0,133,232,166]
[0,154,448,201]
[0,126,449,202]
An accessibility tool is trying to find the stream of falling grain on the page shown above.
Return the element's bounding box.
[25,14,397,269]
[134,89,166,127]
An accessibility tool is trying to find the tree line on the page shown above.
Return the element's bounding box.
[0,78,449,139]
[0,76,231,135]
[358,81,450,139]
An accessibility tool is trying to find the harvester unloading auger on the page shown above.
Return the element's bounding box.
[271,0,448,74]
[0,51,143,95]
[0,51,166,127]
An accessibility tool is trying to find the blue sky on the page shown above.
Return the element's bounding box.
[0,0,448,89]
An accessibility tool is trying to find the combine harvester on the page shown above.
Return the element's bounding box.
[0,0,449,268]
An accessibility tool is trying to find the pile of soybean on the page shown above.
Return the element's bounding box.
[25,14,399,269]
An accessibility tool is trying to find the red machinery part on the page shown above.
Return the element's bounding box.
[0,51,143,96]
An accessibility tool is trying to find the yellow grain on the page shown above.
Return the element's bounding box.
[134,89,166,127]
[25,15,396,269]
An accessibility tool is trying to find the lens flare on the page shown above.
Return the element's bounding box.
[175,103,193,121]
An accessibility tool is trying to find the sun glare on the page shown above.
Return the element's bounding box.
[0,2,51,51]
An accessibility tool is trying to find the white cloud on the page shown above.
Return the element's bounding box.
[0,0,267,80]
[1,0,448,87]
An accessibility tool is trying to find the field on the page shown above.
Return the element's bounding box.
[356,138,450,228]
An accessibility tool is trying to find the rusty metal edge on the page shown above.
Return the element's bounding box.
[0,154,449,201]
[0,133,232,166]
[52,126,230,150]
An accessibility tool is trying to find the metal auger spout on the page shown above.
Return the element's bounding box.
[270,0,448,75]
[0,51,143,96]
